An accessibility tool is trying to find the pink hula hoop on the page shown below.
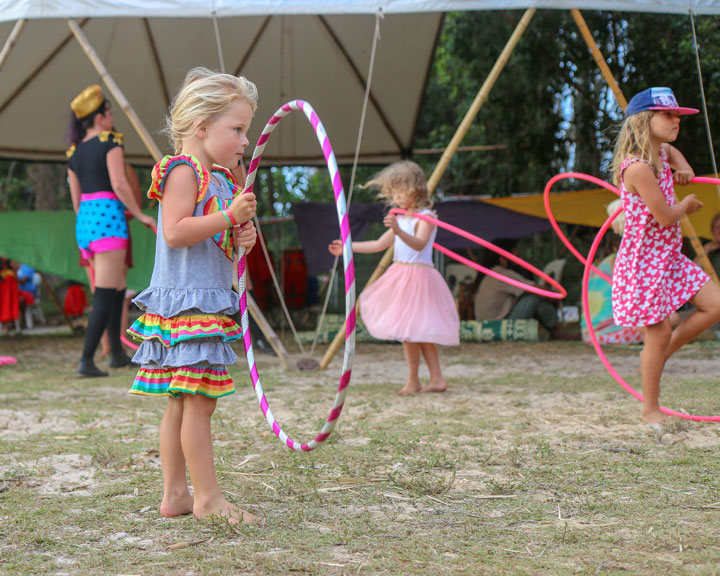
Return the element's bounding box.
[390,208,566,299]
[543,172,618,285]
[548,172,720,421]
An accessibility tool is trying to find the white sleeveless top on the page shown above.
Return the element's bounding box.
[393,208,436,266]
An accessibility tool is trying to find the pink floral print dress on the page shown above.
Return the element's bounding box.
[612,148,709,327]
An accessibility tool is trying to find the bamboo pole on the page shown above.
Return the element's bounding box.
[413,144,507,155]
[571,8,720,285]
[427,8,536,193]
[247,292,292,370]
[0,19,26,73]
[0,19,90,117]
[67,19,163,162]
[320,8,537,370]
[570,9,627,110]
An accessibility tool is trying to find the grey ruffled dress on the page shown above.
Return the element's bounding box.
[128,155,243,398]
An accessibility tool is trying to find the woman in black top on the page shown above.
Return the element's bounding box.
[67,85,155,377]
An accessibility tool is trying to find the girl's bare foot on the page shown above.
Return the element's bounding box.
[397,380,421,396]
[194,496,259,525]
[642,410,667,440]
[642,409,665,426]
[160,491,194,517]
[420,379,448,393]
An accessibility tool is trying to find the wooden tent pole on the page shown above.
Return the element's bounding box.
[427,8,535,194]
[246,292,292,370]
[570,9,628,110]
[0,19,26,73]
[320,8,537,370]
[571,8,719,284]
[67,19,162,162]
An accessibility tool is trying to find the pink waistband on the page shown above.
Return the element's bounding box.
[79,237,128,260]
[81,191,118,201]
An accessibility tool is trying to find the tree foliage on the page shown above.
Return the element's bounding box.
[414,10,720,197]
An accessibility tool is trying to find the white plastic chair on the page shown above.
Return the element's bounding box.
[444,263,478,297]
[543,258,566,282]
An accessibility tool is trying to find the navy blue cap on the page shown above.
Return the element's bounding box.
[625,87,699,117]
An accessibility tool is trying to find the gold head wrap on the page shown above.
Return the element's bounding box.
[70,85,105,119]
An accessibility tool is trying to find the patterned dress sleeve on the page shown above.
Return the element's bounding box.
[619,156,650,177]
[147,154,210,203]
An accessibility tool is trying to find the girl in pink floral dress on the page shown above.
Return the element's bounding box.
[612,87,720,426]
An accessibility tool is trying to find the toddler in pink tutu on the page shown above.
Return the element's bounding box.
[611,87,720,426]
[329,161,459,395]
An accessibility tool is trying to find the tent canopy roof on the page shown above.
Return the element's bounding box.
[2,0,720,18]
[0,12,443,165]
[2,2,717,165]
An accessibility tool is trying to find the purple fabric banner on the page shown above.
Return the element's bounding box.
[292,200,550,275]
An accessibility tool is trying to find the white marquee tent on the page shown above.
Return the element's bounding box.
[1,1,719,165]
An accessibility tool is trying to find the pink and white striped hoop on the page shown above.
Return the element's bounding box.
[238,100,356,450]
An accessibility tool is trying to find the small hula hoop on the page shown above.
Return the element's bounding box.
[546,172,720,422]
[390,208,566,299]
[239,100,356,451]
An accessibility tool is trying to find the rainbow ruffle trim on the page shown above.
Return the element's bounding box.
[148,155,210,204]
[147,156,241,205]
[130,366,234,398]
[127,313,242,348]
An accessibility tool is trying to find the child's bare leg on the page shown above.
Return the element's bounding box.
[399,342,422,395]
[159,396,193,517]
[641,319,672,425]
[666,281,720,359]
[418,343,448,393]
[181,394,256,524]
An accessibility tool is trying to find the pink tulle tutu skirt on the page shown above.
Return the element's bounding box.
[359,262,459,346]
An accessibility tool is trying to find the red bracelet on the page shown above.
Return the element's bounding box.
[225,210,239,227]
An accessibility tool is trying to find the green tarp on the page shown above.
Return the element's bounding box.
[0,210,156,292]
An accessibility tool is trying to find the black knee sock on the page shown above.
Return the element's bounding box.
[107,288,126,357]
[82,287,116,360]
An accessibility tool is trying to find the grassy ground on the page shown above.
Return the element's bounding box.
[1,335,720,575]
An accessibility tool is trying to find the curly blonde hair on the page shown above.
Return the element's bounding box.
[363,161,432,211]
[165,67,258,154]
[611,111,663,187]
